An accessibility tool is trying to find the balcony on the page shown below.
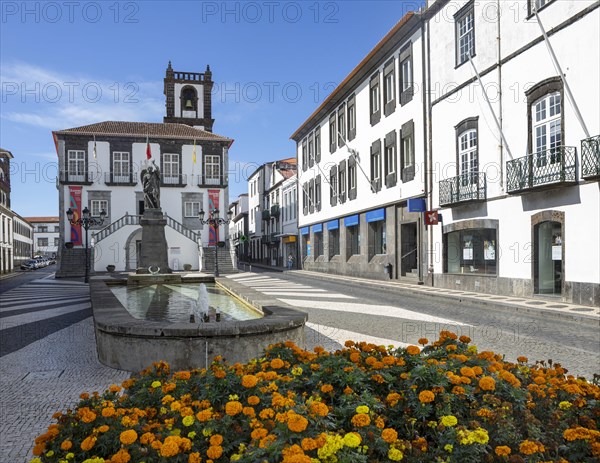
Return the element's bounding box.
[270,204,280,217]
[59,171,93,185]
[161,174,187,187]
[261,209,271,221]
[439,172,486,207]
[581,135,600,179]
[506,146,577,194]
[261,233,280,245]
[104,172,137,186]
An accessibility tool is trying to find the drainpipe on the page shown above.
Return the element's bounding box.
[497,0,504,191]
[425,14,434,286]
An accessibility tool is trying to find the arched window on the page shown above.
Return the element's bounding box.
[526,77,564,164]
[180,86,198,113]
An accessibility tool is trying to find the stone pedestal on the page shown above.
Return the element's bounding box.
[136,209,172,274]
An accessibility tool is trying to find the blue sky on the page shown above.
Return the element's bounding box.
[1,0,423,217]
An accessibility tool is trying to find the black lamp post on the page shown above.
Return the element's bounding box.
[199,208,233,277]
[66,206,106,283]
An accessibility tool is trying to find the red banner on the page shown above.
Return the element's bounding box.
[69,186,83,245]
[424,210,439,226]
[208,189,220,246]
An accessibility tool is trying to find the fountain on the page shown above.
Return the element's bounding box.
[89,160,307,371]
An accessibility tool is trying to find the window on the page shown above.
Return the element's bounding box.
[184,201,200,217]
[67,150,86,182]
[384,130,397,188]
[38,226,48,232]
[347,225,360,256]
[163,153,180,184]
[38,237,48,247]
[347,95,356,141]
[383,59,396,116]
[338,162,346,203]
[314,231,324,257]
[315,127,321,163]
[329,113,337,153]
[205,155,220,184]
[308,133,314,166]
[399,42,413,105]
[90,200,108,217]
[302,232,309,258]
[370,139,382,191]
[455,1,475,66]
[315,175,321,211]
[401,120,415,183]
[54,237,60,246]
[308,180,315,213]
[368,221,386,259]
[329,229,340,258]
[338,104,346,147]
[54,226,60,232]
[302,183,308,215]
[370,73,381,125]
[113,151,130,183]
[533,92,562,166]
[348,160,356,200]
[302,139,308,171]
[528,0,555,15]
[445,228,497,275]
[459,129,478,184]
[330,166,338,207]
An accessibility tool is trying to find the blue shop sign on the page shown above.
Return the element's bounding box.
[300,227,309,235]
[312,223,323,233]
[327,219,339,230]
[344,214,359,227]
[366,208,385,223]
[407,198,426,212]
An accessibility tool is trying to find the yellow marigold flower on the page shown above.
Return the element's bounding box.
[343,432,361,448]
[270,358,285,369]
[479,376,496,391]
[444,444,453,453]
[559,401,572,410]
[225,401,243,416]
[388,447,404,461]
[287,413,309,433]
[151,380,161,388]
[29,459,42,463]
[406,345,420,355]
[418,390,435,403]
[495,445,511,456]
[356,405,370,414]
[471,428,489,444]
[207,445,223,459]
[381,428,398,443]
[440,415,458,427]
[182,415,195,427]
[60,440,72,451]
[351,413,371,427]
[292,366,303,376]
[119,429,138,445]
[241,374,259,388]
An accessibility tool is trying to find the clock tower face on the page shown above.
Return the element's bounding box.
[163,62,214,132]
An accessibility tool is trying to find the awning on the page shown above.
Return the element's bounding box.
[366,208,385,223]
[327,219,339,230]
[344,214,359,227]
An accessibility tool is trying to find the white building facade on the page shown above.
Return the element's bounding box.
[13,214,33,267]
[228,194,249,263]
[281,174,299,268]
[292,12,428,281]
[0,148,14,274]
[26,217,60,257]
[52,64,234,276]
[426,0,599,306]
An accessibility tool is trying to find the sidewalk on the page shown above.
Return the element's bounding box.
[241,264,600,324]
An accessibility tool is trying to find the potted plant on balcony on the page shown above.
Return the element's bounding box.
[64,242,74,249]
[106,265,116,273]
[183,263,192,271]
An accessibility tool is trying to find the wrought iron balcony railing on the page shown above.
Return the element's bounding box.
[581,135,600,179]
[261,209,271,221]
[161,174,187,186]
[506,146,577,193]
[104,172,137,185]
[271,204,280,217]
[59,171,94,184]
[439,172,486,207]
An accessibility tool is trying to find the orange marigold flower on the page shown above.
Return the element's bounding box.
[207,445,223,459]
[242,374,259,388]
[301,437,318,451]
[519,440,544,455]
[270,358,285,369]
[140,432,156,445]
[344,386,353,395]
[214,369,226,379]
[287,413,309,433]
[81,436,96,451]
[196,408,212,422]
[406,345,421,355]
[248,395,260,406]
[351,413,371,427]
[344,340,355,347]
[460,366,476,378]
[160,437,181,457]
[251,428,269,440]
[120,429,138,445]
[320,384,333,393]
[382,428,398,443]
[349,352,361,363]
[495,445,511,456]
[418,338,428,345]
[80,392,89,400]
[188,452,201,463]
[517,356,528,363]
[225,401,243,416]
[111,449,131,463]
[60,440,72,451]
[173,370,191,381]
[210,434,223,446]
[479,376,496,391]
[418,390,435,403]
[310,401,329,417]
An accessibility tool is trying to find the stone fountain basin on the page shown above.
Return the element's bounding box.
[90,276,307,372]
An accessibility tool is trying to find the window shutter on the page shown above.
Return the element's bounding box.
[315,127,321,163]
[303,183,308,215]
[385,130,397,188]
[401,120,415,183]
[370,73,381,126]
[371,139,382,192]
[315,175,321,211]
[330,165,338,207]
[338,160,347,203]
[348,155,357,200]
[329,114,336,153]
[383,58,396,117]
[309,179,315,213]
[399,42,414,106]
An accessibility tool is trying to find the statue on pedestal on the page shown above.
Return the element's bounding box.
[142,160,161,210]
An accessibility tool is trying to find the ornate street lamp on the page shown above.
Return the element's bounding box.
[66,206,106,283]
[199,208,233,277]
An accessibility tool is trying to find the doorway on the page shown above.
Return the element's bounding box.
[400,222,418,277]
[534,221,562,295]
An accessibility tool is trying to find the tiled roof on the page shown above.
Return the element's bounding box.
[53,121,233,143]
[278,157,297,165]
[23,216,60,223]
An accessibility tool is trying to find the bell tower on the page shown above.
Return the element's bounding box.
[163,61,214,132]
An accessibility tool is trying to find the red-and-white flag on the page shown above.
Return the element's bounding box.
[146,136,152,160]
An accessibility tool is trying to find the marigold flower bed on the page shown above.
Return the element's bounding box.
[31,331,599,463]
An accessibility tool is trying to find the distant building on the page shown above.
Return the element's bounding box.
[52,63,234,277]
[25,217,60,257]
[228,194,249,264]
[0,148,14,274]
[13,214,34,267]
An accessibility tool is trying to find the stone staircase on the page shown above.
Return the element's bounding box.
[203,247,237,275]
[55,248,93,278]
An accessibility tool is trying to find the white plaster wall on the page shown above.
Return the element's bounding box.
[298,27,426,228]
